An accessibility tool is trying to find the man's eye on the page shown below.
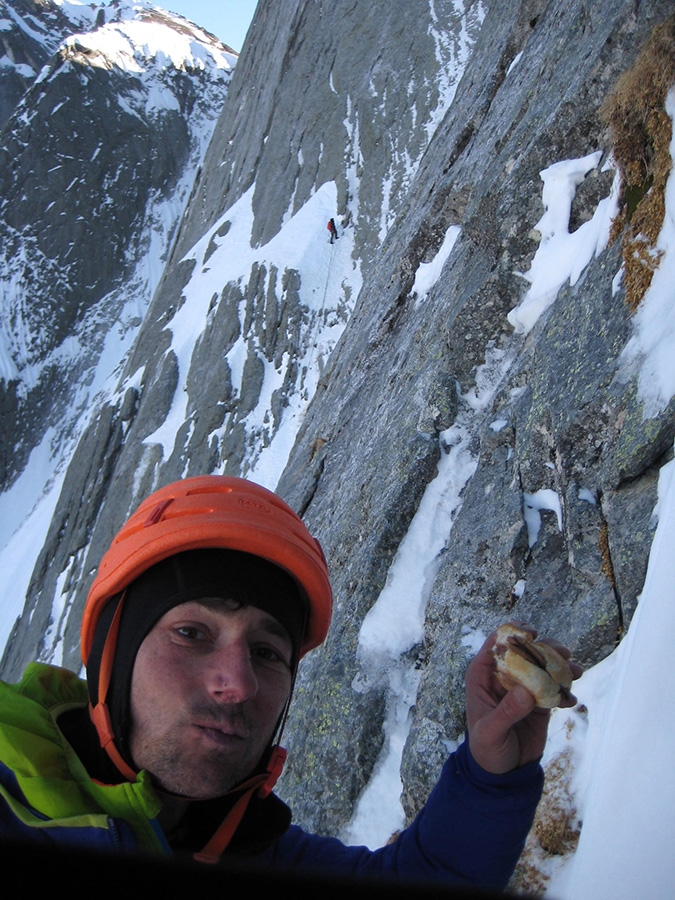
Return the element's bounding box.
[253,645,290,667]
[175,625,205,641]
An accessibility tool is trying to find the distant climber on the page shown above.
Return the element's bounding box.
[327,217,338,243]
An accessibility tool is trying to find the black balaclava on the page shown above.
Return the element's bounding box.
[86,548,307,774]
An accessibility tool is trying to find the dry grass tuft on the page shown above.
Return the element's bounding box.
[601,16,675,310]
[532,748,581,857]
[510,735,581,897]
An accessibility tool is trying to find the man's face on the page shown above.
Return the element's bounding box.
[128,599,293,799]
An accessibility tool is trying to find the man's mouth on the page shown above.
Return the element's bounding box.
[193,720,248,743]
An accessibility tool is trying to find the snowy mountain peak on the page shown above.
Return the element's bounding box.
[1,1,237,86]
[57,2,238,76]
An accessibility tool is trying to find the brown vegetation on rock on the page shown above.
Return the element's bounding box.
[602,16,675,310]
[510,725,582,897]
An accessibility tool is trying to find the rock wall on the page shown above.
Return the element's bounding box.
[275,0,675,832]
[1,0,674,851]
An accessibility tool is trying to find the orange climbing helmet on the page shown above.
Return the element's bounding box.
[81,474,332,666]
[80,475,332,860]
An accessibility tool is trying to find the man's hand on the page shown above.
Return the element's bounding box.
[465,624,582,774]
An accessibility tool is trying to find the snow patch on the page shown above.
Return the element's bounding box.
[508,153,620,334]
[412,225,461,303]
[523,489,563,547]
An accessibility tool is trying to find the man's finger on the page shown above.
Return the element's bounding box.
[478,685,539,745]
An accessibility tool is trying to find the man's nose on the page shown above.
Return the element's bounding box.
[206,642,258,704]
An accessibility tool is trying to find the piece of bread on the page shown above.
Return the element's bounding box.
[492,624,573,708]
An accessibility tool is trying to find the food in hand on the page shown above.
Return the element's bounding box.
[492,624,573,708]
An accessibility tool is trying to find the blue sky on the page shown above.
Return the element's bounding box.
[159,0,259,52]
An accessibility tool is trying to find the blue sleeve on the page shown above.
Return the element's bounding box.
[260,740,543,890]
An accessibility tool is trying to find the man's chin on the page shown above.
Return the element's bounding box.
[153,762,256,800]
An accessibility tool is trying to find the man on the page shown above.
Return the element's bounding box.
[0,475,579,887]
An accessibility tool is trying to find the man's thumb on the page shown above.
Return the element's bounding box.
[498,684,537,725]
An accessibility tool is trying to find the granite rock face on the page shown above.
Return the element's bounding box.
[1,0,674,849]
[276,0,675,833]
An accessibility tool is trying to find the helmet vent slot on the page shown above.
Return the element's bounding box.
[186,485,234,497]
[143,498,174,527]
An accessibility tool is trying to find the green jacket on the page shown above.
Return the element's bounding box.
[0,662,168,854]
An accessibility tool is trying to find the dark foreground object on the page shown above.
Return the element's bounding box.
[0,837,525,899]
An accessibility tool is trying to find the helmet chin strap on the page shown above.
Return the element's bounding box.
[193,744,287,864]
[88,587,294,862]
[89,590,139,783]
